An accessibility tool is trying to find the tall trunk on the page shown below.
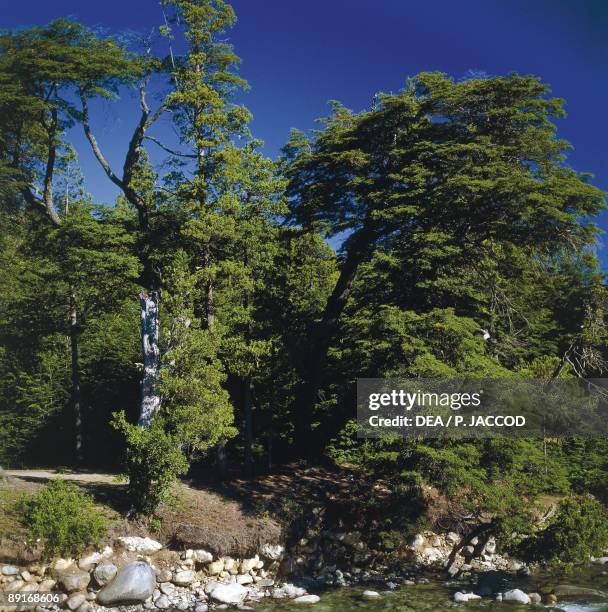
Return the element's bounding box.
[139,290,161,427]
[295,223,376,451]
[243,377,254,477]
[69,287,83,464]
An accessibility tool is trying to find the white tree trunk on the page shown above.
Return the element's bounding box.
[139,291,161,427]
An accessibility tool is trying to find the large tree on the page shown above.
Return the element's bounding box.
[284,72,605,450]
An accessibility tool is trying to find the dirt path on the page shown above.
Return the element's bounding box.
[5,469,119,484]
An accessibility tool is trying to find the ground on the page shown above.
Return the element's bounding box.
[0,464,364,564]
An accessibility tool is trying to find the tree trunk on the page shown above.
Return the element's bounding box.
[243,377,254,477]
[139,290,161,427]
[69,287,83,464]
[216,443,227,480]
[295,223,376,452]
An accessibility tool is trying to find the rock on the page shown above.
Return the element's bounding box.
[207,560,224,575]
[484,538,497,554]
[52,558,74,572]
[2,565,19,576]
[193,550,213,564]
[221,557,237,572]
[362,590,380,599]
[20,570,32,581]
[5,580,24,592]
[19,582,39,592]
[507,559,523,572]
[462,545,475,557]
[239,556,258,573]
[59,571,90,593]
[283,584,307,598]
[96,562,156,605]
[93,563,117,587]
[446,532,461,545]
[157,569,172,582]
[209,582,248,605]
[78,552,102,571]
[117,536,162,554]
[411,534,425,548]
[260,543,284,560]
[258,578,274,587]
[172,570,196,586]
[528,592,542,604]
[100,545,113,557]
[553,584,608,600]
[66,594,87,610]
[503,589,531,604]
[237,574,253,585]
[421,547,443,562]
[39,579,56,591]
[195,605,208,612]
[154,595,171,609]
[546,593,558,604]
[293,595,320,604]
[159,582,175,595]
[453,592,481,603]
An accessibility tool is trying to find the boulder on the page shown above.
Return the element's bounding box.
[293,595,320,604]
[528,592,542,604]
[93,563,117,587]
[362,590,380,599]
[209,582,248,605]
[116,536,162,554]
[5,580,24,592]
[59,571,90,593]
[154,595,171,609]
[207,560,224,575]
[237,574,253,585]
[52,558,74,572]
[1,565,19,576]
[503,589,531,604]
[283,584,307,598]
[96,562,156,605]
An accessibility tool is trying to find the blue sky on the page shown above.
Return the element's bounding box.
[3,0,608,261]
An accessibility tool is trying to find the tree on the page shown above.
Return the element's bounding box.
[284,72,605,450]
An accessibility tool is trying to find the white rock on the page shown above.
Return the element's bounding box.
[236,574,253,585]
[260,543,284,560]
[117,536,162,554]
[19,582,39,592]
[592,556,608,565]
[240,556,259,573]
[453,592,482,602]
[503,589,530,604]
[20,570,32,581]
[172,570,195,586]
[209,582,248,605]
[283,584,307,598]
[59,571,90,593]
[193,550,213,563]
[5,580,24,592]
[93,563,117,587]
[411,534,425,548]
[362,590,380,599]
[207,560,224,575]
[446,532,461,545]
[421,547,444,562]
[293,594,320,604]
[155,595,171,609]
[78,552,102,570]
[66,594,86,610]
[40,579,57,591]
[484,538,497,554]
[101,545,113,557]
[159,582,175,595]
[1,565,19,576]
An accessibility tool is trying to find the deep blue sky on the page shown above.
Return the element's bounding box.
[3,0,608,260]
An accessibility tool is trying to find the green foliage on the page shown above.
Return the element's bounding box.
[112,411,189,516]
[18,479,106,559]
[522,497,608,565]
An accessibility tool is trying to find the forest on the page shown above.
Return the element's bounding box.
[2,0,608,576]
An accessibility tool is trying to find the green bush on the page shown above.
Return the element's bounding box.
[523,497,608,564]
[112,411,189,516]
[19,479,106,559]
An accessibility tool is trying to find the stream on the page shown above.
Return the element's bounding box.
[258,565,608,611]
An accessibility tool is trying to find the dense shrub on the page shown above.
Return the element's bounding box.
[19,479,106,558]
[522,497,608,564]
[112,411,189,516]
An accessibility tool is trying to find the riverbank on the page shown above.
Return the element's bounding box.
[1,469,607,611]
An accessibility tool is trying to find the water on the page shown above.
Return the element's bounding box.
[258,565,608,611]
